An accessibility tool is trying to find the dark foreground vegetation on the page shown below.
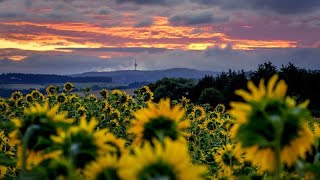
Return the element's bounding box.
[149,62,320,115]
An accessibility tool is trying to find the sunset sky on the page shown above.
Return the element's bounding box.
[1,0,320,74]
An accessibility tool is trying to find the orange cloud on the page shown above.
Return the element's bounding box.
[0,17,298,56]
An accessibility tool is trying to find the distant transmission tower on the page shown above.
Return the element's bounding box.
[134,59,138,71]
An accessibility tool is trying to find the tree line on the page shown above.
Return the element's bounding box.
[148,62,320,116]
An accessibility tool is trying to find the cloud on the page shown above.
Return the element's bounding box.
[169,10,229,26]
[57,47,169,53]
[193,0,320,14]
[134,17,154,27]
[115,0,183,5]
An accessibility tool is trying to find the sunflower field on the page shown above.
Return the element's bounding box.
[0,74,319,180]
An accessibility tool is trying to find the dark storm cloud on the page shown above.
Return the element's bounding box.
[169,10,228,26]
[194,0,320,14]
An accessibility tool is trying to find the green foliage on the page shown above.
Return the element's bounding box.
[197,88,224,107]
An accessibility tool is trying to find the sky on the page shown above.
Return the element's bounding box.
[0,0,320,74]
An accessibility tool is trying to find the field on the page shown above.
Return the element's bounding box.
[0,76,319,179]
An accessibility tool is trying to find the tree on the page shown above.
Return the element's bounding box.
[149,78,195,102]
[197,88,224,107]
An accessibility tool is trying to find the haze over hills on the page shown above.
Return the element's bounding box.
[71,68,219,83]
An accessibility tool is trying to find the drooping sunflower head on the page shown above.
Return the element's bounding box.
[129,98,190,145]
[230,74,314,172]
[119,138,208,180]
[63,82,75,92]
[100,89,109,99]
[0,102,9,114]
[57,93,68,104]
[11,91,23,101]
[10,102,73,151]
[51,117,112,169]
[192,106,206,121]
[46,85,57,96]
[84,154,123,180]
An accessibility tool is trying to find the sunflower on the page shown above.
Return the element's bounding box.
[137,86,151,95]
[119,138,207,180]
[112,89,123,97]
[15,98,24,107]
[192,106,206,121]
[0,165,7,178]
[100,89,109,99]
[201,119,218,132]
[30,90,43,100]
[110,109,121,120]
[0,102,8,114]
[25,94,33,103]
[63,82,75,92]
[77,106,87,117]
[0,131,9,149]
[103,133,127,159]
[16,147,62,170]
[46,85,57,96]
[180,96,191,108]
[51,117,113,169]
[87,94,98,102]
[10,102,73,151]
[143,91,154,103]
[214,144,244,172]
[11,91,23,101]
[84,154,124,180]
[215,104,226,114]
[129,98,190,145]
[57,93,68,104]
[69,94,79,103]
[230,74,314,172]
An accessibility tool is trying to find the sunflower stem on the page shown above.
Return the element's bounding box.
[273,119,283,180]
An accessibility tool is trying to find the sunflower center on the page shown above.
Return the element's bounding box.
[57,96,66,103]
[142,116,179,142]
[222,152,238,167]
[138,160,177,180]
[206,121,215,130]
[96,167,121,180]
[0,104,6,112]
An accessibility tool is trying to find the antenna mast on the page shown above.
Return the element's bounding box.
[134,59,138,71]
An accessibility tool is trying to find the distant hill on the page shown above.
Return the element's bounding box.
[71,68,219,83]
[0,73,112,84]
